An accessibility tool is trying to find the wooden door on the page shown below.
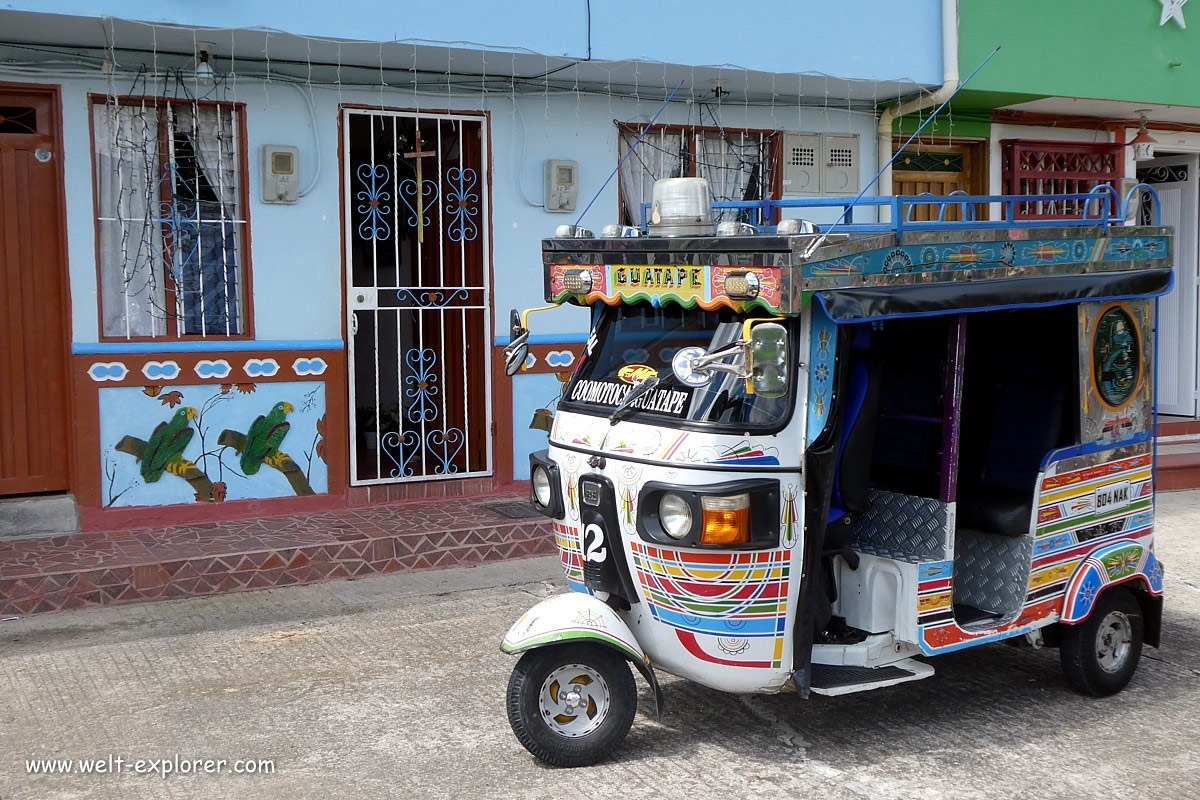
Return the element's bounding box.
[0,86,71,494]
[892,137,988,221]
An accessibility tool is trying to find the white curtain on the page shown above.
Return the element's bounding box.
[618,127,684,227]
[93,103,165,337]
[697,132,765,223]
[174,104,238,208]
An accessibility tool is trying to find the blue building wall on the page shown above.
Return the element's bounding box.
[1,1,944,488]
[11,1,944,83]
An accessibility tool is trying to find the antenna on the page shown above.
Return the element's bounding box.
[574,80,685,227]
[803,46,1002,256]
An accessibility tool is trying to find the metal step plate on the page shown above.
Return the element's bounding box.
[810,657,935,697]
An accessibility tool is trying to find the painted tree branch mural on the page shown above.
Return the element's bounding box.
[109,384,325,506]
[114,406,215,500]
[217,401,315,496]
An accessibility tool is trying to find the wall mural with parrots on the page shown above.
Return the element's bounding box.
[100,382,327,507]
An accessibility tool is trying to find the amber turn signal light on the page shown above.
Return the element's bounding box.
[699,493,751,545]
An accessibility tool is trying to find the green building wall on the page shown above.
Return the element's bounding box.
[958,0,1197,108]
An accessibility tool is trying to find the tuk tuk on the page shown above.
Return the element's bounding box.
[500,177,1171,767]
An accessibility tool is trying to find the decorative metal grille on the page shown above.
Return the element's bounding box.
[1001,139,1121,220]
[344,110,491,484]
[896,151,964,172]
[92,100,246,338]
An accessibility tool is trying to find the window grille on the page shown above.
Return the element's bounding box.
[1000,139,1122,221]
[617,123,778,227]
[92,99,247,338]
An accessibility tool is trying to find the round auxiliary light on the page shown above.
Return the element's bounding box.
[562,269,593,294]
[532,466,553,508]
[776,218,819,235]
[554,224,595,239]
[600,224,641,238]
[658,493,692,539]
[722,271,760,299]
[716,220,756,236]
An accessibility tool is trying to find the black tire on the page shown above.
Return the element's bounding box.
[506,643,637,767]
[1059,587,1144,697]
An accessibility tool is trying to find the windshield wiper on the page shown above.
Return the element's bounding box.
[608,373,678,425]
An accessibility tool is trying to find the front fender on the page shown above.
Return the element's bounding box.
[501,593,664,716]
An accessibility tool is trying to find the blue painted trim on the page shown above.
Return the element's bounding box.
[72,339,345,355]
[814,278,1175,326]
[1153,297,1161,490]
[494,333,589,347]
[1040,430,1153,470]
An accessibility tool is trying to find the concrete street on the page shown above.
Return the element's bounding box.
[3,493,1199,800]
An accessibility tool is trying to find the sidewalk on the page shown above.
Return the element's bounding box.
[3,493,1199,799]
[0,493,552,617]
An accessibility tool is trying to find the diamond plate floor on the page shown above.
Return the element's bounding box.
[0,494,553,617]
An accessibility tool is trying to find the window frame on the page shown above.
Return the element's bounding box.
[1000,138,1123,222]
[88,94,255,342]
[615,122,783,229]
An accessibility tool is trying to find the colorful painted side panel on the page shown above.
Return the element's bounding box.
[629,542,790,670]
[806,302,837,445]
[916,447,1154,654]
[801,233,1170,282]
[1079,300,1153,443]
[547,263,785,314]
[554,520,587,594]
[98,382,327,507]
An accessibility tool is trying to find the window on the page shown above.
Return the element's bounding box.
[1001,139,1122,221]
[92,99,248,338]
[617,124,779,228]
[559,303,793,430]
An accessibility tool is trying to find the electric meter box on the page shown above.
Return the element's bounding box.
[261,145,299,204]
[544,159,579,213]
[782,133,860,196]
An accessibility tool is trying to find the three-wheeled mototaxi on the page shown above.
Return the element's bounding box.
[500,177,1172,766]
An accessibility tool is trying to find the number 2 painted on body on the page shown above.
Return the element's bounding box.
[583,523,607,563]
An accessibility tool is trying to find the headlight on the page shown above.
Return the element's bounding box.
[658,493,692,539]
[532,466,553,508]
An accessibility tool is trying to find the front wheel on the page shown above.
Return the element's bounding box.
[506,643,637,767]
[1059,587,1144,697]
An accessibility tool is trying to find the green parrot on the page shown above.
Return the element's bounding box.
[240,401,294,475]
[140,407,199,483]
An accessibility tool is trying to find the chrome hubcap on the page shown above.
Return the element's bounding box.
[538,663,610,738]
[1095,610,1133,673]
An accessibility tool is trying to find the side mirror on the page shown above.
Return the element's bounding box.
[749,323,788,398]
[503,308,530,377]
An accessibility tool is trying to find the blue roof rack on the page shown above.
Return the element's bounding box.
[639,183,1163,242]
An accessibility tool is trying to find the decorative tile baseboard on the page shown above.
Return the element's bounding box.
[0,495,552,617]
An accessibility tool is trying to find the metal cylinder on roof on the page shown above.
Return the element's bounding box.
[648,177,713,237]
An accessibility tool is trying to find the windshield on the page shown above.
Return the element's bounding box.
[560,303,794,429]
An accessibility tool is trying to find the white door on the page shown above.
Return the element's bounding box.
[1138,154,1199,417]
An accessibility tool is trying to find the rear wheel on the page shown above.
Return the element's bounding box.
[1059,587,1144,697]
[506,643,637,767]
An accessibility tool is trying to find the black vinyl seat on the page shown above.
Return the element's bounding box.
[957,375,1067,537]
[826,324,882,545]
